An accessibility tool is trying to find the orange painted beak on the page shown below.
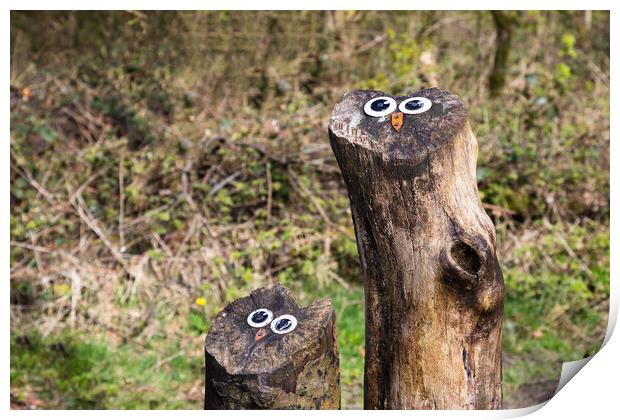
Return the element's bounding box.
[391,112,403,132]
[254,328,267,341]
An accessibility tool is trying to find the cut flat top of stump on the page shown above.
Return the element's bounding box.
[205,284,334,375]
[329,87,467,164]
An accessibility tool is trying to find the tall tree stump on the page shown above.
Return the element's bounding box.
[328,88,504,409]
[204,283,340,409]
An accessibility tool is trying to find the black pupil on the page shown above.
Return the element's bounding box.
[370,99,391,112]
[405,100,424,111]
[252,311,268,323]
[275,318,292,331]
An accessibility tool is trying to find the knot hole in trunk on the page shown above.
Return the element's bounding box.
[450,242,482,275]
[440,239,487,291]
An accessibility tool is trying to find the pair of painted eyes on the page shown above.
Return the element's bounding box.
[247,308,297,334]
[363,96,432,117]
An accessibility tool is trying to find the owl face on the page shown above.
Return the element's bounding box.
[363,96,433,131]
[329,87,468,163]
[247,307,297,339]
[205,284,333,376]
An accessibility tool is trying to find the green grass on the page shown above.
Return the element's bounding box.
[11,331,204,409]
[10,283,366,409]
[500,221,609,404]
[303,282,366,409]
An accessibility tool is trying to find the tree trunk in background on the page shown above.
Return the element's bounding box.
[329,88,504,409]
[204,284,341,409]
[489,11,518,97]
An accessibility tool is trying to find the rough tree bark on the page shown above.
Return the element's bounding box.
[204,283,340,409]
[328,88,504,409]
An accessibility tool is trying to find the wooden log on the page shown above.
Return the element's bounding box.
[328,88,504,409]
[204,283,340,409]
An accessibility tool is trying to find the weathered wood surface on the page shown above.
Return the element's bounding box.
[204,283,340,409]
[329,88,504,409]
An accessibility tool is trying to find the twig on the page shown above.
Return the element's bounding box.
[68,169,106,205]
[10,241,90,272]
[155,349,185,369]
[34,166,52,203]
[266,161,273,221]
[10,156,56,205]
[124,203,173,228]
[208,171,241,197]
[587,59,609,88]
[118,152,126,252]
[28,232,43,270]
[69,189,133,277]
[482,202,516,216]
[126,10,147,20]
[81,309,152,350]
[42,304,69,338]
[10,256,30,275]
[323,34,387,60]
[151,232,173,258]
[542,218,595,281]
[201,164,220,185]
[286,168,355,241]
[417,16,462,39]
[68,269,82,329]
[235,142,289,165]
[60,107,97,143]
[173,214,203,260]
[11,240,53,254]
[181,159,197,210]
[328,269,352,291]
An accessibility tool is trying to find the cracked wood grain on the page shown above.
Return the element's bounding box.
[329,88,504,409]
[204,284,341,409]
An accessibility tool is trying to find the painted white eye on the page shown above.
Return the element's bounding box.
[247,308,273,328]
[363,96,397,117]
[399,97,432,114]
[270,314,297,334]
